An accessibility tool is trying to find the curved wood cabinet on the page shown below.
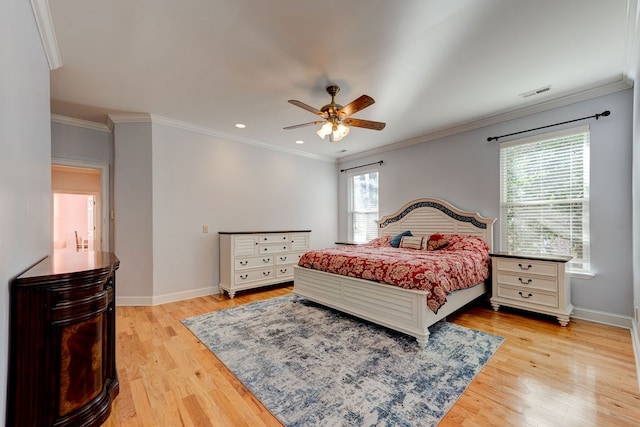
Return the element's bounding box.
[8,251,120,427]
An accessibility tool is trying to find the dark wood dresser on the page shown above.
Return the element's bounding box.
[8,251,120,426]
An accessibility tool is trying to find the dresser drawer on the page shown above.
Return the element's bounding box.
[275,252,304,265]
[258,234,289,244]
[496,285,559,308]
[496,272,558,292]
[276,266,294,278]
[234,268,274,284]
[259,243,290,254]
[495,258,557,277]
[234,256,273,270]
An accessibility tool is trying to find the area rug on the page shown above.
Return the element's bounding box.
[181,296,503,426]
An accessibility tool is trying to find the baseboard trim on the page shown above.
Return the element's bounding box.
[632,321,640,392]
[116,286,219,306]
[571,306,633,329]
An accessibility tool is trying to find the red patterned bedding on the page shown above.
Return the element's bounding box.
[297,234,490,313]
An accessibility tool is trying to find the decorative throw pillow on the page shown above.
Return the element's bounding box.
[399,235,423,250]
[425,233,449,251]
[389,230,412,248]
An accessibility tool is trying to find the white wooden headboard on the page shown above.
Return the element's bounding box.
[376,197,497,251]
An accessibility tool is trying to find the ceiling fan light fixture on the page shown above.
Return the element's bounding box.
[316,121,333,139]
[332,123,349,142]
[285,85,385,142]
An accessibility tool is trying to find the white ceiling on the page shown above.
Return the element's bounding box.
[48,0,638,161]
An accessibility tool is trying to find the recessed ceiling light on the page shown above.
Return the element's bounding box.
[234,123,246,128]
[295,140,304,144]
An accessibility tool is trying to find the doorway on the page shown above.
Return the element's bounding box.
[51,161,110,252]
[53,192,98,251]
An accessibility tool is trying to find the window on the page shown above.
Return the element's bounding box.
[348,170,379,243]
[500,126,590,272]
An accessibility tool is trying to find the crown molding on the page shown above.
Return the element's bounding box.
[106,113,334,162]
[51,114,111,132]
[337,77,633,164]
[30,0,62,70]
[624,0,640,81]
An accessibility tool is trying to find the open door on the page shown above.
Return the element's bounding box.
[53,192,98,251]
[52,163,109,252]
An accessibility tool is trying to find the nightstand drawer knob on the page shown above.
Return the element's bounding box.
[518,291,533,299]
[518,263,532,270]
[518,278,533,285]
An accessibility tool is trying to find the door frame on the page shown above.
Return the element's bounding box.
[51,158,110,252]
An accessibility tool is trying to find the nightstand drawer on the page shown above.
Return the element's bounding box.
[495,258,557,277]
[496,285,559,308]
[496,272,558,292]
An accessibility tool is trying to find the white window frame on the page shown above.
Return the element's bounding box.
[499,125,590,273]
[347,168,379,243]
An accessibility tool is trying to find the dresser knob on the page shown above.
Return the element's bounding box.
[239,260,248,266]
[518,263,532,270]
[263,258,270,263]
[263,271,271,276]
[240,274,248,280]
[518,278,532,285]
[518,291,533,299]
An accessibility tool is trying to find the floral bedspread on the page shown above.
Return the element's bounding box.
[297,234,490,313]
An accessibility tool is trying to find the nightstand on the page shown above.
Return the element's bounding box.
[490,252,573,326]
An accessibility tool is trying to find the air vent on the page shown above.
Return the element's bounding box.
[520,85,551,98]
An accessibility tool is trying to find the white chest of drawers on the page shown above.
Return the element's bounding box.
[219,231,311,298]
[490,252,573,326]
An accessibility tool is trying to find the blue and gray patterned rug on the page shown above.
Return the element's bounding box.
[182,295,503,427]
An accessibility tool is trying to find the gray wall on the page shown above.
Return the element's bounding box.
[0,2,52,424]
[51,121,115,249]
[338,89,633,317]
[112,120,338,302]
[114,122,155,299]
[633,39,640,344]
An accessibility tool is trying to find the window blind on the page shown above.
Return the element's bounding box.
[349,171,379,243]
[500,126,590,271]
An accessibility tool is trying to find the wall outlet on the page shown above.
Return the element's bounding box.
[202,224,209,233]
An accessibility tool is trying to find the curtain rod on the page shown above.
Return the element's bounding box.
[487,110,610,142]
[340,160,383,173]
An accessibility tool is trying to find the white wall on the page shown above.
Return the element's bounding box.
[338,89,634,317]
[0,1,52,424]
[114,120,337,304]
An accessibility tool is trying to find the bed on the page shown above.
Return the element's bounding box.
[292,197,496,347]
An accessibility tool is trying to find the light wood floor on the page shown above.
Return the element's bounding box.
[103,285,640,426]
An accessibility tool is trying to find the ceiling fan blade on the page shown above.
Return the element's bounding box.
[342,118,386,131]
[288,100,328,118]
[283,120,325,130]
[337,95,375,118]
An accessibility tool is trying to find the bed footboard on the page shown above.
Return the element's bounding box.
[293,265,432,346]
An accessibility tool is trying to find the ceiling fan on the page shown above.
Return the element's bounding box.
[284,85,386,142]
